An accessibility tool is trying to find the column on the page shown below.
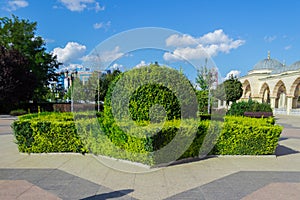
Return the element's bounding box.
[218,99,221,109]
[286,96,294,115]
[270,97,276,109]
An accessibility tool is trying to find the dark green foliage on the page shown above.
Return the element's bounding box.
[104,65,198,122]
[0,15,60,111]
[227,100,273,116]
[0,46,35,112]
[12,112,87,153]
[98,70,121,102]
[129,84,181,121]
[223,75,243,105]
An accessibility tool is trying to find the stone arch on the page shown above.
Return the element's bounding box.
[273,80,287,108]
[290,77,300,108]
[259,82,270,104]
[242,80,251,99]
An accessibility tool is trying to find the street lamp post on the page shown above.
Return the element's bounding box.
[65,70,77,113]
[97,71,101,112]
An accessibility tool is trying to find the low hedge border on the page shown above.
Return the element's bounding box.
[12,113,282,166]
[12,112,88,153]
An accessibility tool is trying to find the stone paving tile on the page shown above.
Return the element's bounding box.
[17,184,62,200]
[0,180,61,200]
[167,171,300,200]
[242,182,300,200]
[0,169,135,200]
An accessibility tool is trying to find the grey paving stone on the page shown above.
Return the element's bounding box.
[0,169,135,200]
[58,177,100,199]
[13,169,55,184]
[0,168,27,179]
[166,171,300,200]
[166,187,205,200]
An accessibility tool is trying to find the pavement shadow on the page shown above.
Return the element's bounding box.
[275,144,299,156]
[81,189,134,200]
[278,137,288,141]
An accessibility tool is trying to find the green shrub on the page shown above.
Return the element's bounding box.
[13,112,282,165]
[10,109,27,116]
[212,116,282,155]
[12,112,87,153]
[79,117,205,165]
[104,65,198,123]
[227,99,272,116]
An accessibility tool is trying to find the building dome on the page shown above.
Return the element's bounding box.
[288,61,300,71]
[253,58,284,70]
[271,60,300,75]
[252,51,283,71]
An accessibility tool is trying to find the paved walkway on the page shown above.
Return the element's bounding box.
[0,115,299,199]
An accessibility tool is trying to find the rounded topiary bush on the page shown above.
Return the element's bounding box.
[103,64,198,123]
[129,84,181,122]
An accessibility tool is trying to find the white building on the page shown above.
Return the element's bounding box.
[239,52,300,115]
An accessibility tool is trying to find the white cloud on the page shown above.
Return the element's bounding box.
[164,29,245,61]
[52,42,86,64]
[264,35,277,43]
[164,45,213,61]
[284,45,292,50]
[225,70,241,80]
[110,63,123,70]
[166,34,198,47]
[134,60,148,68]
[44,38,55,44]
[198,29,232,44]
[98,46,123,63]
[5,0,28,11]
[93,21,111,30]
[59,64,84,72]
[94,2,105,12]
[58,0,104,12]
[82,46,124,64]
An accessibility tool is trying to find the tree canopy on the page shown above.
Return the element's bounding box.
[223,74,243,105]
[0,15,60,112]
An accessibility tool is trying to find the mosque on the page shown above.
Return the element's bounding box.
[239,52,300,115]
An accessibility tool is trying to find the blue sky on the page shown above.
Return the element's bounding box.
[1,0,300,79]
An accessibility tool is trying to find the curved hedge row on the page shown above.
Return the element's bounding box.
[12,113,282,166]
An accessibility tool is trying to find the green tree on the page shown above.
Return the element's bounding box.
[213,83,226,102]
[196,64,217,114]
[0,46,35,112]
[0,15,60,104]
[223,74,243,106]
[196,66,210,91]
[196,90,208,114]
[71,69,121,107]
[98,69,121,101]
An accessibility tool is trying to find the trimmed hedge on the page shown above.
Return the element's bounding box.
[12,112,282,166]
[212,116,281,155]
[12,112,87,153]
